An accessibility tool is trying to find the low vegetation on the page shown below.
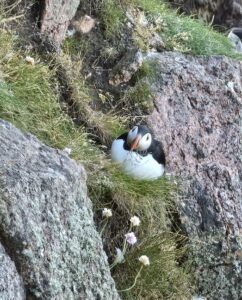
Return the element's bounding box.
[98,0,241,59]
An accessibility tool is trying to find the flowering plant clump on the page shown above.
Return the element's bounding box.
[99,208,150,292]
[139,255,150,266]
[102,208,112,218]
[125,232,137,245]
[130,216,141,227]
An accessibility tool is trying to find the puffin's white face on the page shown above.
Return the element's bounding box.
[127,126,152,151]
[138,133,152,151]
[127,126,138,144]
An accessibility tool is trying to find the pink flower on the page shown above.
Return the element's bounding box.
[125,232,137,245]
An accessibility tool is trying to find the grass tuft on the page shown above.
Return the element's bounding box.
[132,0,242,59]
[100,0,125,38]
[114,233,193,299]
[0,29,99,168]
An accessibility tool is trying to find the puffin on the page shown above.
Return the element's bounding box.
[111,125,165,180]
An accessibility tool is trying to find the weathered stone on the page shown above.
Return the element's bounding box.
[40,0,80,46]
[146,52,242,299]
[0,243,25,300]
[109,49,143,86]
[169,0,242,27]
[0,119,120,299]
[71,15,96,34]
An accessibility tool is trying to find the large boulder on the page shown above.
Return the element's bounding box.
[146,52,242,299]
[0,119,119,299]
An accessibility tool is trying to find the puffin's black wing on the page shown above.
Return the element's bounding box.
[231,28,242,39]
[148,139,166,165]
[116,132,128,140]
[116,132,130,151]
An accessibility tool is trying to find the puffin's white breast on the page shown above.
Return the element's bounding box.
[111,139,164,180]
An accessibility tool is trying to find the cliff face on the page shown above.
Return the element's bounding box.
[1,0,242,299]
[146,52,242,299]
[0,119,119,299]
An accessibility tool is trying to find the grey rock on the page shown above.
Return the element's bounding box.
[146,52,242,299]
[0,119,120,299]
[0,243,25,300]
[148,32,165,52]
[109,49,143,86]
[40,0,80,46]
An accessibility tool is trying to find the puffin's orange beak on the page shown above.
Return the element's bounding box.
[130,135,141,151]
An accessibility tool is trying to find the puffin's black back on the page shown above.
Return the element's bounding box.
[147,139,166,165]
[116,132,129,150]
[231,28,242,39]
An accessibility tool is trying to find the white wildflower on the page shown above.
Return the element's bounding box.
[125,232,137,245]
[63,147,72,155]
[25,56,35,65]
[113,248,125,264]
[102,208,112,218]
[130,216,141,227]
[138,255,150,266]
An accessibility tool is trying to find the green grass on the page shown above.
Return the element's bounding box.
[123,81,154,114]
[92,165,175,228]
[161,14,241,57]
[97,0,242,59]
[89,163,193,299]
[100,0,125,38]
[62,36,90,57]
[133,0,242,59]
[114,233,192,300]
[0,30,100,168]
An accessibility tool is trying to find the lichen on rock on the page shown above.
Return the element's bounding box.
[0,242,25,300]
[0,119,120,299]
[146,51,242,299]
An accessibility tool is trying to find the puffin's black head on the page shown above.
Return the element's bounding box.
[127,125,152,151]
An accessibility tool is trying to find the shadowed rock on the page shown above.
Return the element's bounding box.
[0,243,25,299]
[146,52,242,299]
[0,119,119,299]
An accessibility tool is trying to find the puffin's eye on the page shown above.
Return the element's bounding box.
[146,135,149,141]
[132,127,136,132]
